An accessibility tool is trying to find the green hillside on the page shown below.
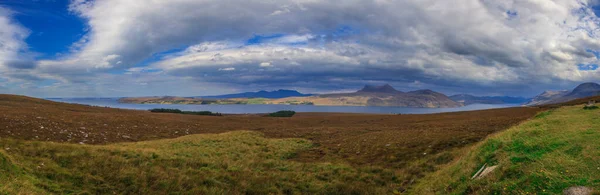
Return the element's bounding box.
[412,106,600,194]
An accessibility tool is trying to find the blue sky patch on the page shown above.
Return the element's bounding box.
[592,5,600,18]
[578,64,599,71]
[0,0,86,59]
[246,34,286,45]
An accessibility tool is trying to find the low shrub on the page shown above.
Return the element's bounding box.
[149,108,222,116]
[267,110,296,117]
[583,105,599,110]
[182,111,223,116]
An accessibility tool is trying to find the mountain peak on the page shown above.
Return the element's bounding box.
[525,82,600,106]
[571,82,600,93]
[275,89,297,92]
[357,84,399,93]
[408,89,437,95]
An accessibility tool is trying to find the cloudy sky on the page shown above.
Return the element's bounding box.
[1,0,600,97]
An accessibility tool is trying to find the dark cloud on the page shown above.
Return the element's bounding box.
[5,60,37,69]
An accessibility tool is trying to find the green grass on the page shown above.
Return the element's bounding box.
[412,106,600,194]
[245,98,268,104]
[0,131,398,194]
[0,150,44,194]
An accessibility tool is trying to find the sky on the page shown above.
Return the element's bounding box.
[1,0,600,98]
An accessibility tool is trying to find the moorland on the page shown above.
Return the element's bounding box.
[0,94,543,194]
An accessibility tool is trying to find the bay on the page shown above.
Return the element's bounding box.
[48,98,520,114]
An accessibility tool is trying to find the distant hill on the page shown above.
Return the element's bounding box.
[199,89,313,99]
[312,84,462,108]
[120,84,463,108]
[525,90,569,106]
[450,94,530,105]
[563,82,600,99]
[526,82,600,106]
[356,84,401,93]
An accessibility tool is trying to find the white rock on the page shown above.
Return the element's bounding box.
[563,186,593,195]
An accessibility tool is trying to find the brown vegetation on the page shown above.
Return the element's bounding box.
[540,94,600,108]
[0,94,541,191]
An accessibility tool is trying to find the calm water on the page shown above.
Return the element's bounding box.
[48,98,520,114]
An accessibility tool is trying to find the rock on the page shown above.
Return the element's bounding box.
[474,165,498,180]
[122,135,131,139]
[563,186,593,195]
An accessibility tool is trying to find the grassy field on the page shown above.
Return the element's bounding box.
[0,94,542,193]
[0,131,404,194]
[412,105,600,194]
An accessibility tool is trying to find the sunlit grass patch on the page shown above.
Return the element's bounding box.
[0,131,398,194]
[412,106,600,194]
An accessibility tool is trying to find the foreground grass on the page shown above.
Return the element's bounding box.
[0,131,398,194]
[412,106,600,194]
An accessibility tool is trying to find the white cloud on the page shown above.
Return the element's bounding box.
[0,7,30,69]
[7,0,600,96]
[268,34,315,44]
[218,67,235,71]
[259,62,273,67]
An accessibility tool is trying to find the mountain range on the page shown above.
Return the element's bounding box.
[526,82,600,106]
[310,84,462,107]
[120,84,463,108]
[119,82,600,108]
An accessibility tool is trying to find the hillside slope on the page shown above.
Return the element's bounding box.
[550,82,600,103]
[525,90,570,106]
[527,82,600,106]
[412,105,600,194]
